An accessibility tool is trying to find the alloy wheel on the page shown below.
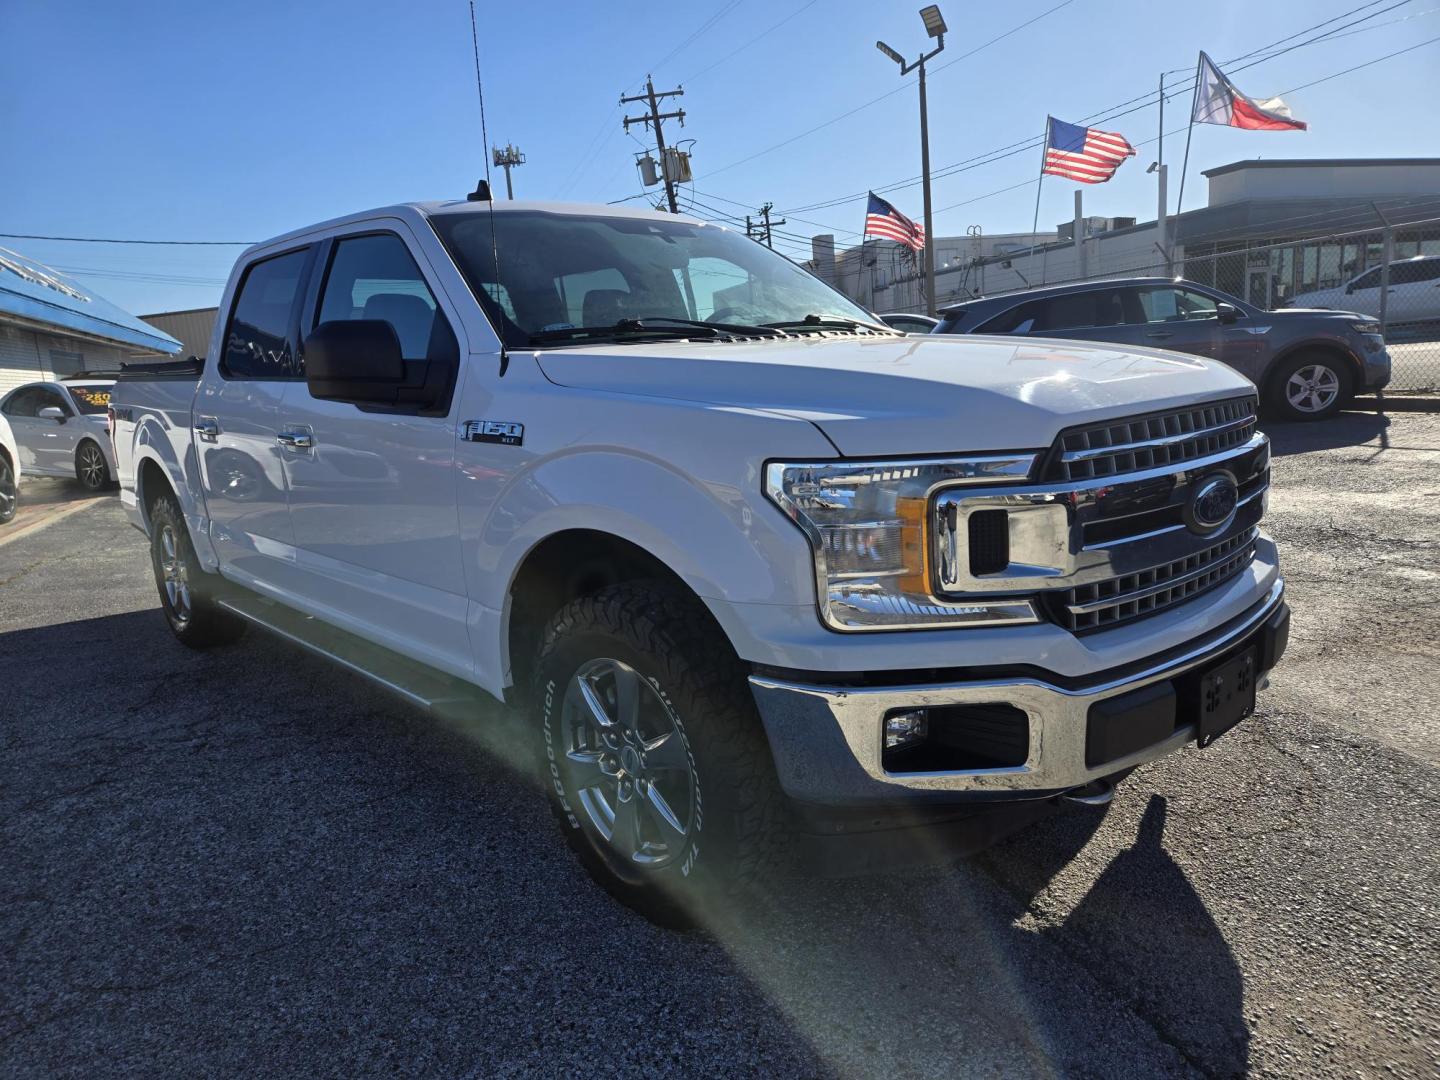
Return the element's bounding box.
[1285,363,1341,414]
[159,525,192,626]
[79,444,106,489]
[559,658,696,868]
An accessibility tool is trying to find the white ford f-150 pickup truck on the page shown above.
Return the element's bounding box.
[112,193,1288,923]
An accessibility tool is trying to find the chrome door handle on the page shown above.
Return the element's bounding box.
[195,417,219,443]
[276,430,314,450]
[1146,331,1173,340]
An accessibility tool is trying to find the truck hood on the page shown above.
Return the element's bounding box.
[533,334,1256,457]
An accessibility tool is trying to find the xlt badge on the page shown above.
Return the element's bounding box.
[462,420,524,446]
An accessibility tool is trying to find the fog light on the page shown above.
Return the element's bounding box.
[884,709,929,750]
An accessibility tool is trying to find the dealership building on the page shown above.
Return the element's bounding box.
[816,158,1440,314]
[0,247,180,395]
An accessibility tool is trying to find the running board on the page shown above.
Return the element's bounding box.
[217,594,486,720]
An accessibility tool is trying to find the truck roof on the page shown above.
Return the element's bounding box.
[243,199,713,262]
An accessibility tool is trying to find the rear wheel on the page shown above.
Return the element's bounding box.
[0,455,16,525]
[1267,352,1352,421]
[148,494,246,648]
[534,581,789,926]
[76,441,110,490]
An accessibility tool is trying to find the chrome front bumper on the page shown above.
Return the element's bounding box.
[749,579,1287,806]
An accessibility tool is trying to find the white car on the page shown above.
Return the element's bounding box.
[0,379,118,491]
[110,197,1288,924]
[1290,255,1440,324]
[0,412,18,525]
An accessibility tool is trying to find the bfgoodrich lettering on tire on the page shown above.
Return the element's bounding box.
[534,581,789,927]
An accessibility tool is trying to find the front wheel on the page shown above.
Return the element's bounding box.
[534,582,790,926]
[76,441,110,490]
[148,495,246,648]
[1267,353,1352,421]
[0,455,16,524]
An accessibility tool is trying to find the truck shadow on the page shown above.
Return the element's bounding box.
[724,793,1247,1076]
[2,606,1245,1078]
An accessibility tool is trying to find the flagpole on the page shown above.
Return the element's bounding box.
[1174,54,1202,221]
[1030,116,1050,285]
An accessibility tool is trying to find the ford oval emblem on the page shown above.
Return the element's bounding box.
[1184,471,1239,535]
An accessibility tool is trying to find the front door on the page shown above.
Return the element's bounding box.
[195,247,311,587]
[277,228,471,679]
[0,385,78,476]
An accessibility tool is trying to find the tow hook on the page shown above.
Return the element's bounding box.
[1061,779,1115,807]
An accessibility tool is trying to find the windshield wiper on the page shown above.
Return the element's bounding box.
[527,321,715,345]
[622,315,789,338]
[761,313,898,335]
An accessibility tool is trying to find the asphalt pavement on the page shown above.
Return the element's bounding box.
[2,411,1437,1079]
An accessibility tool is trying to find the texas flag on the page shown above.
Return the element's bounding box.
[1192,51,1307,131]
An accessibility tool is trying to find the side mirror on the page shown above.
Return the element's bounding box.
[303,320,407,405]
[1215,302,1240,324]
[1345,283,1356,294]
[37,405,67,422]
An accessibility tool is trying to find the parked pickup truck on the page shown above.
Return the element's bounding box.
[111,194,1289,924]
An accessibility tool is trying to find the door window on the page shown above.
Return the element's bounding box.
[1136,287,1219,323]
[1389,259,1440,285]
[2,386,67,417]
[1348,267,1383,292]
[316,234,442,361]
[222,249,310,378]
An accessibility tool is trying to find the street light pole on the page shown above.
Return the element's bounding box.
[917,56,936,317]
[878,5,947,317]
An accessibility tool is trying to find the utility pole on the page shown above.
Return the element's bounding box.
[877,6,947,317]
[491,143,526,199]
[622,76,685,213]
[756,202,786,249]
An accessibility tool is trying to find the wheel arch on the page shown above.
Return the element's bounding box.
[1264,340,1363,399]
[501,528,735,710]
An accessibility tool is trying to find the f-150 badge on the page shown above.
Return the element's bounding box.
[462,420,524,446]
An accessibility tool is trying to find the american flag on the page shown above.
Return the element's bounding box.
[1042,117,1135,184]
[863,192,926,251]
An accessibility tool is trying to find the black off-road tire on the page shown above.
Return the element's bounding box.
[76,440,111,491]
[1266,352,1353,422]
[148,494,247,649]
[534,581,790,927]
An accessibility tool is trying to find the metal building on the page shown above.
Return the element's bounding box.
[0,247,180,394]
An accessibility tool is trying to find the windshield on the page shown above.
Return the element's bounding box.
[430,209,881,348]
[66,384,112,414]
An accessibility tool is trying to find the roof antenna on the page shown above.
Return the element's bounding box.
[469,0,507,375]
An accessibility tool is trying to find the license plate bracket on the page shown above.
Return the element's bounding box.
[1195,647,1257,748]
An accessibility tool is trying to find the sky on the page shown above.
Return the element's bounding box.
[3,0,1438,314]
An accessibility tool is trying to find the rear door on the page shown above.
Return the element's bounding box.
[195,246,313,586]
[1386,258,1440,323]
[276,225,471,677]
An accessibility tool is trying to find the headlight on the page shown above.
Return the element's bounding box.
[764,456,1041,631]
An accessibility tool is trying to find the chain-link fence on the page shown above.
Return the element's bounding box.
[871,215,1440,391]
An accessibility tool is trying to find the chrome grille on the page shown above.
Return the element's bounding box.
[1049,528,1259,634]
[1045,396,1258,482]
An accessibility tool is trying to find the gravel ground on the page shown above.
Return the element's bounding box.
[2,410,1438,1078]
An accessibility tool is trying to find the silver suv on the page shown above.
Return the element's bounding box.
[934,278,1391,421]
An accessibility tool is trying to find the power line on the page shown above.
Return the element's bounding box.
[704,0,1078,180]
[0,233,254,245]
[679,0,822,83]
